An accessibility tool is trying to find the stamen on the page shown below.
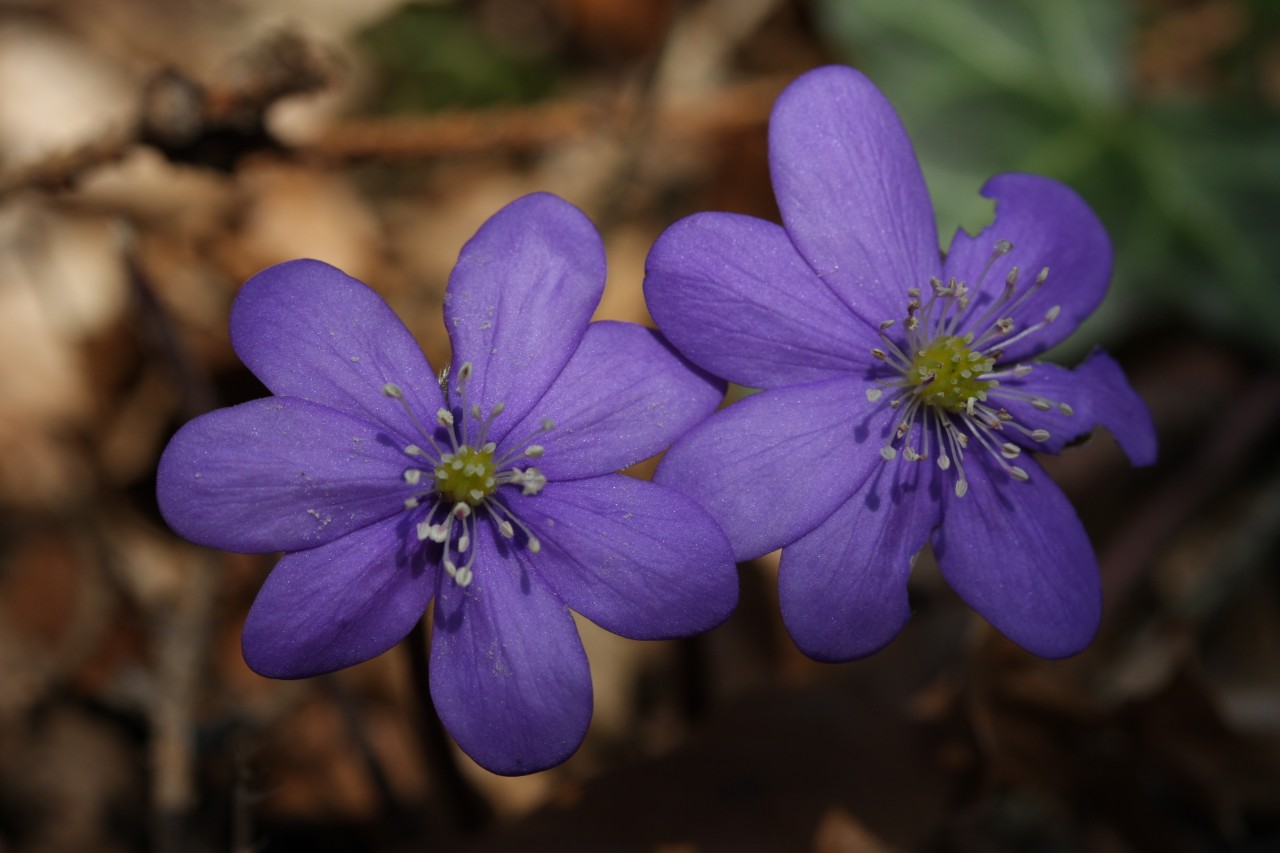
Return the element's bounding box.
[383,380,447,457]
[494,419,556,468]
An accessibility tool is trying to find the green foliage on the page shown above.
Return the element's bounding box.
[813,0,1280,356]
[356,3,561,114]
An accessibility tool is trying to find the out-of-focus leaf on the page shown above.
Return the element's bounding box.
[813,0,1280,357]
[356,3,562,113]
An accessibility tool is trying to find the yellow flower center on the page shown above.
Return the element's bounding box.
[909,335,997,414]
[434,444,497,506]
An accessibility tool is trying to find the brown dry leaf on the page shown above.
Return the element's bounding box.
[76,146,238,237]
[598,224,657,324]
[0,19,137,169]
[218,161,384,284]
[257,690,385,822]
[813,807,900,853]
[0,201,129,507]
[0,529,112,723]
[0,706,143,853]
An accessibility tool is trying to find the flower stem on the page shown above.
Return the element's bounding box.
[405,617,492,836]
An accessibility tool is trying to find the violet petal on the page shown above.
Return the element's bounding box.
[241,514,435,678]
[506,475,738,639]
[230,259,445,444]
[945,173,1112,363]
[998,349,1157,465]
[933,454,1101,659]
[655,376,891,561]
[502,321,724,481]
[644,211,876,389]
[443,193,605,444]
[429,522,592,775]
[779,459,941,662]
[769,66,941,329]
[157,397,409,553]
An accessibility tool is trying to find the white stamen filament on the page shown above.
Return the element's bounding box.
[382,366,553,585]
[864,240,1075,495]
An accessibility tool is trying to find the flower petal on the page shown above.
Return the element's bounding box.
[241,515,435,678]
[502,321,724,481]
[643,212,876,389]
[429,523,592,775]
[945,173,1112,363]
[769,66,941,329]
[157,397,410,553]
[505,475,738,639]
[655,376,892,562]
[778,459,941,662]
[443,193,606,443]
[230,259,445,443]
[932,453,1101,659]
[995,349,1157,465]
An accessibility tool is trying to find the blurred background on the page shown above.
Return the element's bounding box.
[1,0,1279,850]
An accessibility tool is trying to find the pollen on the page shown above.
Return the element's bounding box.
[434,445,497,506]
[909,335,996,414]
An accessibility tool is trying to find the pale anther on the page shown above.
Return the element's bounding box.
[404,469,422,485]
[866,388,883,402]
[382,383,404,399]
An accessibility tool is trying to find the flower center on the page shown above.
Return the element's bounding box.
[865,240,1074,497]
[381,362,551,587]
[908,335,996,414]
[434,445,496,505]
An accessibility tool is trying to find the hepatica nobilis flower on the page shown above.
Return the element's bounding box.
[643,67,1156,661]
[157,193,737,775]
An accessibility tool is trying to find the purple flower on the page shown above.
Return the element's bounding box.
[157,193,737,775]
[643,67,1156,661]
